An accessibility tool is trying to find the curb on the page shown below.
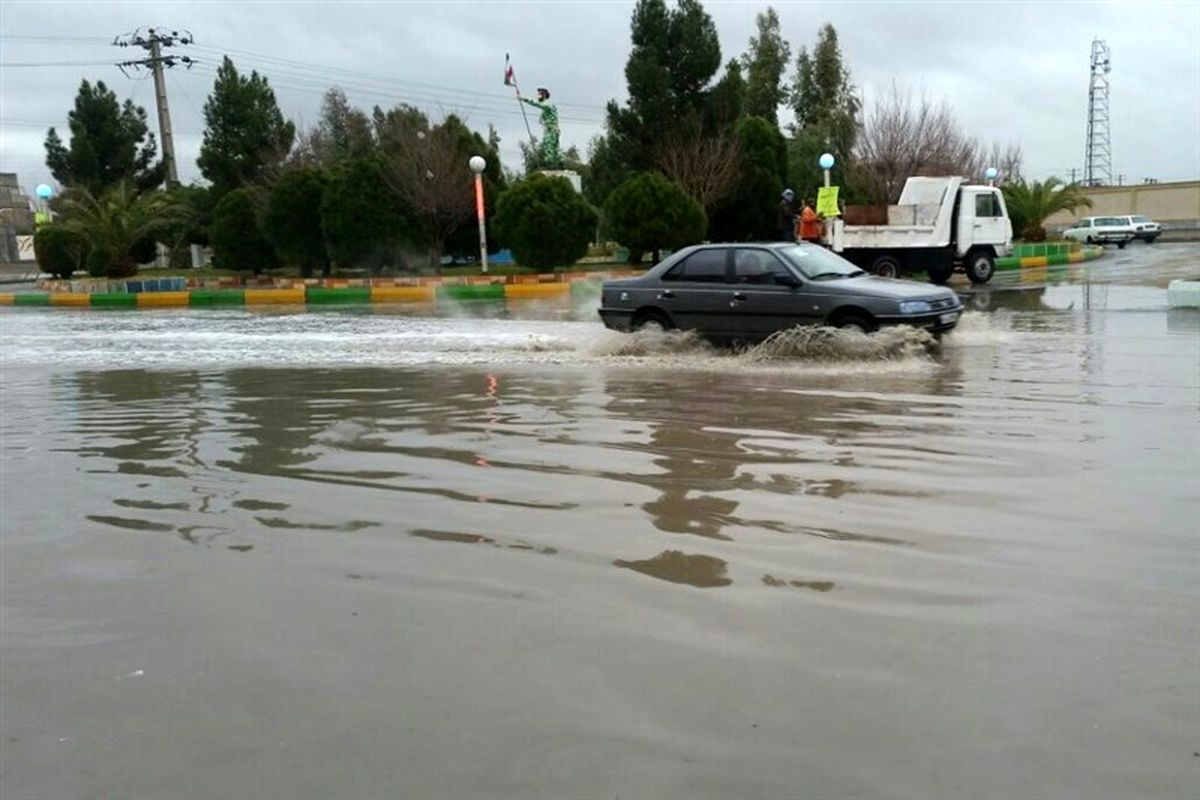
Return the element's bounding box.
[996,245,1104,271]
[0,280,602,309]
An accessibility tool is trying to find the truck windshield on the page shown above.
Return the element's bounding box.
[778,245,864,280]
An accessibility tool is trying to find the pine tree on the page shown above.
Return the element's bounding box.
[198,57,296,197]
[741,7,791,124]
[44,80,164,194]
[788,24,859,200]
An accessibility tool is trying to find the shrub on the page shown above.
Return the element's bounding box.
[209,188,278,274]
[263,167,329,277]
[604,172,707,255]
[321,157,412,272]
[33,225,85,279]
[86,246,112,277]
[494,175,597,270]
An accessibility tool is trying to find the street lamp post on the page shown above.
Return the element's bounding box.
[985,167,998,187]
[819,153,835,188]
[468,156,488,275]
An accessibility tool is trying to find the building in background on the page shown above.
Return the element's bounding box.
[0,174,36,263]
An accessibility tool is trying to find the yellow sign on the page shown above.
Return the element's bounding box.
[817,186,840,217]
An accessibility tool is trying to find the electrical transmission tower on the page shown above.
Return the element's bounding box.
[113,28,196,186]
[1084,38,1112,187]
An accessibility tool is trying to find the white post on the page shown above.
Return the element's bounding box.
[469,156,488,274]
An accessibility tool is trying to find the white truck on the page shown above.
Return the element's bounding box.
[822,177,1013,285]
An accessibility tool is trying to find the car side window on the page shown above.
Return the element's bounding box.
[974,193,1000,218]
[734,249,793,286]
[664,249,728,283]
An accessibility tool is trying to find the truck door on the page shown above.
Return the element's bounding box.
[961,189,1011,255]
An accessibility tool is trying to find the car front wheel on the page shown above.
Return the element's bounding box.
[831,313,875,334]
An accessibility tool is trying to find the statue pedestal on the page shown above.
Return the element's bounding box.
[537,169,582,194]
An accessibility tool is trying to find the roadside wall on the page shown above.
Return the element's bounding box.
[1045,180,1200,231]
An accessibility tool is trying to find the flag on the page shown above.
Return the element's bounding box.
[504,53,515,87]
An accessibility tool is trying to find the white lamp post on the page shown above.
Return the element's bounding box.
[819,153,835,187]
[985,167,998,187]
[468,155,488,275]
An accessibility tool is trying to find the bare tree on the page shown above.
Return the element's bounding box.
[656,131,742,212]
[378,117,474,271]
[854,82,1022,204]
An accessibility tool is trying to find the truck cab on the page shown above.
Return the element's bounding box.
[825,177,1013,285]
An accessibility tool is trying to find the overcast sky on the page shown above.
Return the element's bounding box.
[2,0,1198,195]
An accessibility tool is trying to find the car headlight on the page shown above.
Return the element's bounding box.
[899,300,932,314]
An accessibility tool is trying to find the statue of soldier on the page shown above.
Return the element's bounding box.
[519,87,561,169]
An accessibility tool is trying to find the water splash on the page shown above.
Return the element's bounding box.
[744,325,934,363]
[587,327,715,358]
[942,311,1016,346]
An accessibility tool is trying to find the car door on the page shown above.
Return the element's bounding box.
[656,247,735,335]
[728,248,808,336]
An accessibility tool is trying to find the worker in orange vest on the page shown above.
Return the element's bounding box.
[798,198,822,243]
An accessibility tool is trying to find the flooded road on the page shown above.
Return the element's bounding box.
[2,244,1198,799]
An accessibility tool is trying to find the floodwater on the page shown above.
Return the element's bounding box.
[1,244,1198,799]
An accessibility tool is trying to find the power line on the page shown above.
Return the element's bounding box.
[0,34,111,43]
[0,60,117,68]
[186,41,606,113]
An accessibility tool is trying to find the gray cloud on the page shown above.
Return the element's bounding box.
[2,0,1197,194]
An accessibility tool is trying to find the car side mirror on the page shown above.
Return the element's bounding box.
[776,272,802,287]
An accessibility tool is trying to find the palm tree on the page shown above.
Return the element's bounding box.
[1001,178,1093,242]
[57,182,190,278]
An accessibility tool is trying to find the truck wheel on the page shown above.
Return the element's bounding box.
[927,263,953,285]
[1117,240,1127,249]
[965,251,995,284]
[870,255,900,279]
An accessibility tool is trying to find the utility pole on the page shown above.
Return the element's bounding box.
[114,28,196,187]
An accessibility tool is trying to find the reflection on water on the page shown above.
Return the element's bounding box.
[2,265,1198,800]
[614,550,732,588]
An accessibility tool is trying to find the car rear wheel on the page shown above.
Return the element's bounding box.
[632,309,672,332]
[1117,240,1127,249]
[1086,235,1094,244]
[870,255,900,279]
[1146,235,1158,244]
[965,251,995,284]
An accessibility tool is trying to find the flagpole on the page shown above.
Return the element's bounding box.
[506,54,535,142]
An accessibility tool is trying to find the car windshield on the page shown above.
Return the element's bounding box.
[1132,216,1150,223]
[777,245,865,280]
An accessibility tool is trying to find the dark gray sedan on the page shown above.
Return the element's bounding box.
[599,242,964,340]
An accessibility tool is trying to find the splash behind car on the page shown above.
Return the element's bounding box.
[599,242,964,341]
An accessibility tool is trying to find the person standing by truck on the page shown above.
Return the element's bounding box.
[799,198,822,243]
[777,189,797,242]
